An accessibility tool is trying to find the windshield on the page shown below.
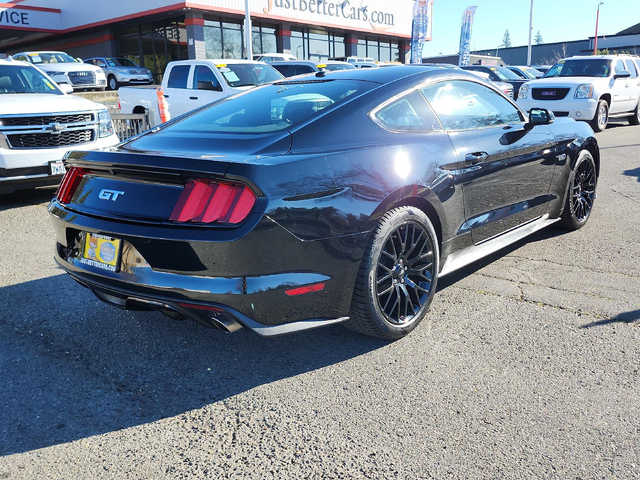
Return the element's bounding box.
[216,63,283,88]
[26,52,77,64]
[323,63,357,71]
[106,58,138,67]
[488,67,522,81]
[524,67,543,78]
[543,59,612,78]
[0,64,62,95]
[162,79,373,135]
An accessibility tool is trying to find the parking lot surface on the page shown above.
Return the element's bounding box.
[0,123,638,479]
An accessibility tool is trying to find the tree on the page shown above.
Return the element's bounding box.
[502,29,512,48]
[534,31,543,45]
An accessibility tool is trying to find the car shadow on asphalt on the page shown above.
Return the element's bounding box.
[0,188,57,212]
[623,167,640,182]
[579,309,640,329]
[0,273,389,457]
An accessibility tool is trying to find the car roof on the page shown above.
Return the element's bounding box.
[279,65,452,84]
[270,60,316,66]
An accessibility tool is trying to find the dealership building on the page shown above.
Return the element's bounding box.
[0,0,414,82]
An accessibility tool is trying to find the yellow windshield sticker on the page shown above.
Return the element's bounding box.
[216,64,227,68]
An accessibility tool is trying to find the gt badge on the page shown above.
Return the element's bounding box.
[99,189,125,201]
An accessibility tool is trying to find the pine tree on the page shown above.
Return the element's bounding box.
[502,30,512,48]
[534,31,544,45]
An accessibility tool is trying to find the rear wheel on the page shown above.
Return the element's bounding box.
[345,206,439,340]
[559,150,597,230]
[628,101,640,126]
[590,99,608,132]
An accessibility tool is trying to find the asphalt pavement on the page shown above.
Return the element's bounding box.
[0,121,638,479]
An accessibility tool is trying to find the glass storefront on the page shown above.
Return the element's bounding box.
[115,18,187,83]
[358,37,400,62]
[291,29,345,61]
[204,19,277,59]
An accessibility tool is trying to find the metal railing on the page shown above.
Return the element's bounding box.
[109,108,152,142]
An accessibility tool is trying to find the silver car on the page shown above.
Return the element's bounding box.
[84,57,153,91]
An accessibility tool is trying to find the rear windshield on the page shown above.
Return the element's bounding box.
[543,59,612,78]
[162,79,373,134]
[488,67,522,81]
[216,63,283,87]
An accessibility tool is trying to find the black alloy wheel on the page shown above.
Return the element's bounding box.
[560,150,597,230]
[346,206,440,339]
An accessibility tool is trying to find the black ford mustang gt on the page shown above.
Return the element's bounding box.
[48,66,599,339]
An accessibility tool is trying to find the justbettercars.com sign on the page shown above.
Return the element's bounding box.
[262,0,404,33]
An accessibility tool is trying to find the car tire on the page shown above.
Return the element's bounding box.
[107,75,118,91]
[628,101,640,126]
[590,99,609,132]
[559,150,597,231]
[345,206,440,340]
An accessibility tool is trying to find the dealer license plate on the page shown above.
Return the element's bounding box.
[79,233,122,272]
[49,160,66,176]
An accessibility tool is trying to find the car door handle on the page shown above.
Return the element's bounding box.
[464,152,489,165]
[189,96,199,100]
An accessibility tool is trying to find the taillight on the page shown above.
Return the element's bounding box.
[169,179,257,225]
[56,167,87,204]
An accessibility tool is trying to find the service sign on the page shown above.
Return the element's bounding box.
[0,4,62,31]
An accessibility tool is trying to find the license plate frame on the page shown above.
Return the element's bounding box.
[79,233,122,272]
[49,160,66,176]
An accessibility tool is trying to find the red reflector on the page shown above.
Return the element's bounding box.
[178,302,224,312]
[170,179,256,225]
[56,167,87,204]
[285,283,326,296]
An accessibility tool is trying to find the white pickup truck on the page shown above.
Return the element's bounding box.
[118,59,283,126]
[0,58,120,195]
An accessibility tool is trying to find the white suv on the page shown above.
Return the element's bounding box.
[517,55,640,131]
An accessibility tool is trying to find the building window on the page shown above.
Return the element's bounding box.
[291,29,346,61]
[357,37,400,62]
[204,19,244,60]
[252,24,277,55]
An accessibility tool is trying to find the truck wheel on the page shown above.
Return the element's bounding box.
[107,75,119,91]
[590,100,608,132]
[629,101,640,126]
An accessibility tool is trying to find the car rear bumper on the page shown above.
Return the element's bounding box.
[48,199,369,333]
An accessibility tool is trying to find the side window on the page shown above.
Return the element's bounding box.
[193,65,221,91]
[273,65,292,77]
[373,90,442,132]
[166,65,190,89]
[624,60,638,78]
[422,80,523,131]
[614,60,626,74]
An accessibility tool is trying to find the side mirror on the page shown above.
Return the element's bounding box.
[614,70,631,79]
[59,83,74,94]
[527,108,555,128]
[197,80,222,91]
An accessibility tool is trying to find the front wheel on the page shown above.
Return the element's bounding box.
[628,101,640,126]
[559,150,597,230]
[345,206,439,340]
[107,75,119,91]
[590,100,609,132]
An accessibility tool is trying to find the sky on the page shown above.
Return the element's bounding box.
[423,0,639,56]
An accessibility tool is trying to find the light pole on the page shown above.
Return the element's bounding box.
[593,2,604,55]
[527,0,534,66]
[244,0,253,59]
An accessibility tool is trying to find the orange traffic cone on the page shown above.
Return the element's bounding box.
[156,87,170,124]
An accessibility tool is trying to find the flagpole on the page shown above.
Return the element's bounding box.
[527,0,533,66]
[245,0,253,59]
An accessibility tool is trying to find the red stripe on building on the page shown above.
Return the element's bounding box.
[185,17,205,27]
[0,2,61,13]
